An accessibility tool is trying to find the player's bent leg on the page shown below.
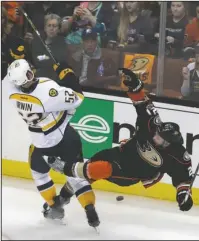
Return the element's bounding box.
[29,145,68,220]
[42,180,75,220]
[42,157,100,226]
[44,156,113,182]
[29,145,56,206]
[61,125,84,163]
[73,147,122,181]
[67,176,100,228]
[31,169,66,220]
[42,125,85,176]
[72,160,113,180]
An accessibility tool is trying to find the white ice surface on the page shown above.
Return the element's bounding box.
[2,176,199,240]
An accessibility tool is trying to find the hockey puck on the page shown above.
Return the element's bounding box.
[116,196,124,201]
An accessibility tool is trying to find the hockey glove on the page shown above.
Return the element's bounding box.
[176,189,193,211]
[118,68,144,93]
[53,62,74,81]
[53,62,83,94]
[9,37,25,62]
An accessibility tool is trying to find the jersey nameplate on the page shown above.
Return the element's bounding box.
[17,101,32,111]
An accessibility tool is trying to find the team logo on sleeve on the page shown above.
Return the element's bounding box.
[49,88,58,97]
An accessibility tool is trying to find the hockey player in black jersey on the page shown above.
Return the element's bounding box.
[48,68,194,212]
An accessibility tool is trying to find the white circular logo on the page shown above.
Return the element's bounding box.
[71,115,110,143]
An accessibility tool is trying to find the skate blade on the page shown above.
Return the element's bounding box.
[45,217,67,226]
[94,227,100,235]
[55,218,67,226]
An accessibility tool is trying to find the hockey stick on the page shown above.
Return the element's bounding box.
[183,162,199,203]
[20,7,59,65]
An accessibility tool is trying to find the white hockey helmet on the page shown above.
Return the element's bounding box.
[7,59,34,86]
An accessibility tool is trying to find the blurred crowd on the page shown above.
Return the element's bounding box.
[1,1,199,102]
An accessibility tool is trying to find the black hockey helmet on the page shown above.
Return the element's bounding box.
[157,122,183,145]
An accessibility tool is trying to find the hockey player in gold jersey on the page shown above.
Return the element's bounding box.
[6,59,99,228]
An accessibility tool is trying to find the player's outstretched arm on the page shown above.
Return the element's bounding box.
[119,68,163,135]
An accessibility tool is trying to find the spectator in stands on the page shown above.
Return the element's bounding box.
[155,1,189,58]
[1,6,30,79]
[62,1,105,45]
[2,1,24,36]
[141,2,160,27]
[24,1,71,46]
[142,2,160,18]
[24,1,66,32]
[2,6,11,79]
[99,2,124,47]
[117,1,154,51]
[184,3,199,48]
[31,14,68,81]
[2,2,23,25]
[66,27,118,87]
[66,27,101,85]
[181,45,199,101]
[59,2,80,17]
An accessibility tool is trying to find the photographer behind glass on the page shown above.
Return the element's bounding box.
[181,45,199,101]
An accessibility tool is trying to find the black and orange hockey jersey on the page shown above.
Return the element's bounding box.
[90,97,193,192]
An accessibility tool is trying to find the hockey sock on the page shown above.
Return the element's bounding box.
[37,180,56,206]
[75,186,96,209]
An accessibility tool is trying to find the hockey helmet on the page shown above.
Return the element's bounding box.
[157,122,183,145]
[7,59,34,86]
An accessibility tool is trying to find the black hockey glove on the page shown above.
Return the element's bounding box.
[176,189,193,211]
[53,62,75,81]
[53,62,83,94]
[118,68,144,93]
[9,36,26,62]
